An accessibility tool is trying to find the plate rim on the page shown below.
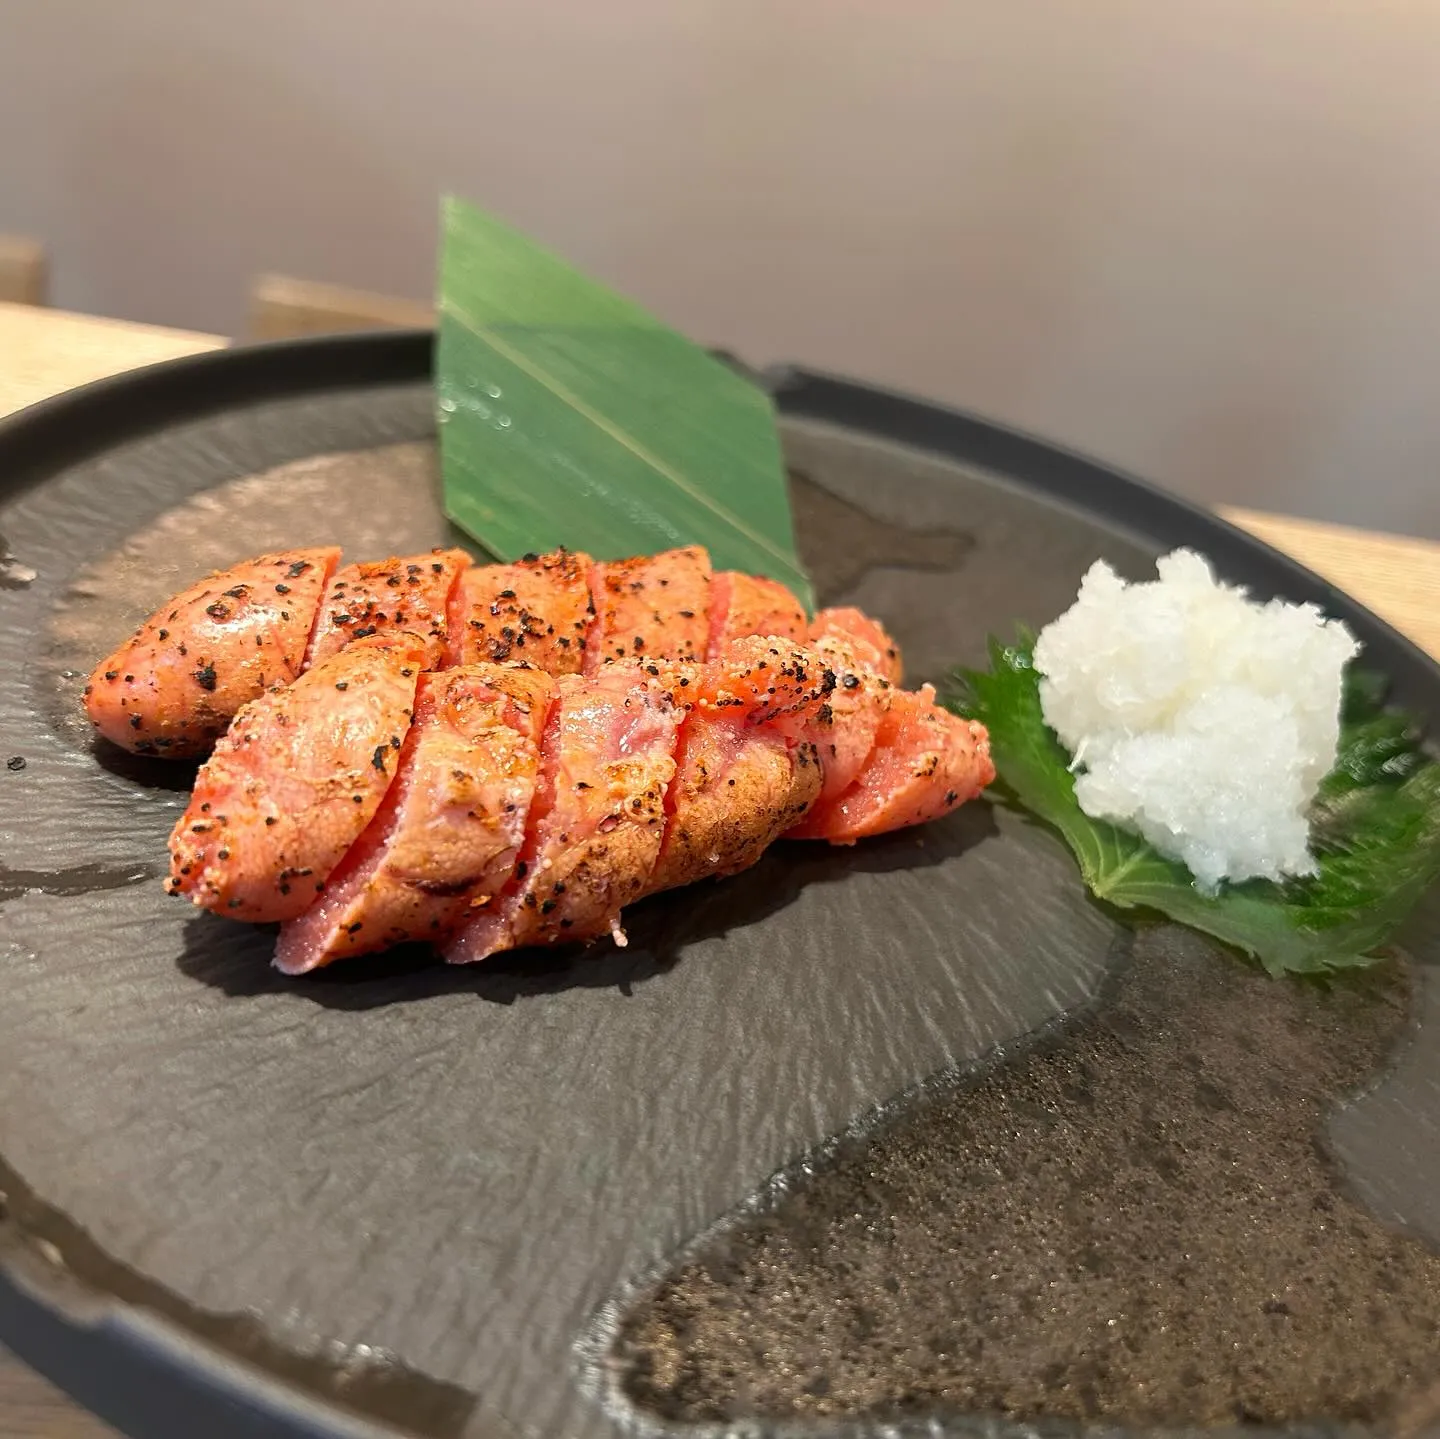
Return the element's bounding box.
[2,330,1436,1439]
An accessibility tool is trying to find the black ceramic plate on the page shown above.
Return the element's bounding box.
[1,335,1438,1439]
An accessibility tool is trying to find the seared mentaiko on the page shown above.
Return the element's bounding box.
[167,634,993,972]
[85,544,901,758]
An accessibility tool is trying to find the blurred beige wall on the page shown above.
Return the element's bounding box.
[3,0,1439,537]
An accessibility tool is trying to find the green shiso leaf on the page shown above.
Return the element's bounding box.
[944,636,1440,977]
[434,195,813,610]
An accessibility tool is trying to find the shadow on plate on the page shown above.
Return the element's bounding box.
[174,804,998,1010]
[89,733,203,793]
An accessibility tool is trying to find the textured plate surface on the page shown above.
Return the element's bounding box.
[0,338,1436,1439]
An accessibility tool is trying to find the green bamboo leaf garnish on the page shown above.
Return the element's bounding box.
[945,634,1440,977]
[435,196,813,610]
